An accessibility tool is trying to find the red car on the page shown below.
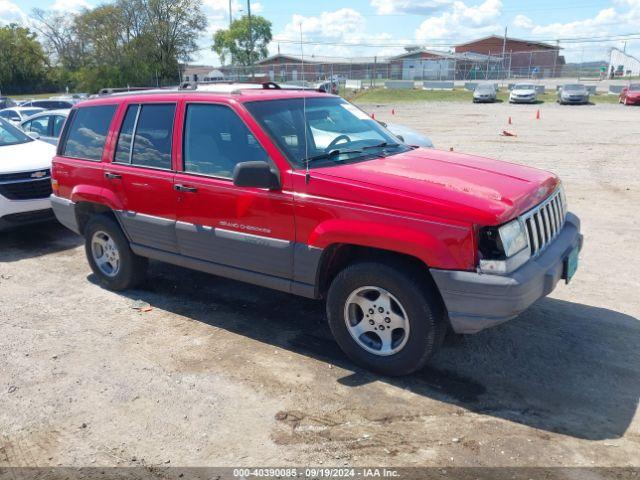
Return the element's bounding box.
[50,84,582,375]
[619,83,640,105]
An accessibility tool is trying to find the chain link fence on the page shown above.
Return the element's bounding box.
[208,44,636,85]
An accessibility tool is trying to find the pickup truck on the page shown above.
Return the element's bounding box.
[50,83,583,375]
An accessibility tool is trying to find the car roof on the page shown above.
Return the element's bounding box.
[77,84,331,108]
[25,108,70,116]
[0,106,44,112]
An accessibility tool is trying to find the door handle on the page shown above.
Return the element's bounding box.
[104,172,122,180]
[174,184,197,193]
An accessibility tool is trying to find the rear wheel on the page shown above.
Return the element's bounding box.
[326,261,446,376]
[84,214,148,291]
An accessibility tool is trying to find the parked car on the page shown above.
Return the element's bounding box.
[619,83,640,105]
[50,87,582,376]
[380,122,434,148]
[557,84,590,105]
[0,118,57,230]
[509,83,538,103]
[19,99,75,110]
[473,83,497,103]
[20,109,69,145]
[0,107,46,125]
[0,97,17,109]
[316,80,339,95]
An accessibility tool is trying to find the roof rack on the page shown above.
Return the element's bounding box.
[95,81,328,97]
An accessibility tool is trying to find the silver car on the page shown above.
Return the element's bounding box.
[473,83,497,103]
[509,83,538,104]
[384,122,434,148]
[557,84,590,105]
[19,109,69,145]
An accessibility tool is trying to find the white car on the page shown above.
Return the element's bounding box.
[20,109,70,145]
[383,122,434,148]
[509,84,538,104]
[0,107,46,125]
[0,118,57,230]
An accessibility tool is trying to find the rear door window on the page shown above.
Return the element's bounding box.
[61,105,117,161]
[114,103,175,169]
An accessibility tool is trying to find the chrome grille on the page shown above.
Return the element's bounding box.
[522,187,566,256]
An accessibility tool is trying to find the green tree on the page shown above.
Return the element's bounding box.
[212,15,272,66]
[0,24,49,94]
[134,0,207,79]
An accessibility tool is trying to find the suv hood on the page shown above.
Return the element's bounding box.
[0,140,55,174]
[315,148,559,225]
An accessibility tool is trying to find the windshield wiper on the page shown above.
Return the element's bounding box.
[303,148,363,164]
[361,141,400,150]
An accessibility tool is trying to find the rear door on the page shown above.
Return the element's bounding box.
[174,101,295,279]
[103,102,179,253]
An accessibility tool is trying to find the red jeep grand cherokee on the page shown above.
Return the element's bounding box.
[50,84,582,375]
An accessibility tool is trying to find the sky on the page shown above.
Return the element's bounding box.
[2,0,639,65]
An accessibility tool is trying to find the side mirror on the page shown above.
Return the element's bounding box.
[233,161,280,190]
[28,132,40,139]
[395,134,405,143]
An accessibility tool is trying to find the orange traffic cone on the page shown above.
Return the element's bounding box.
[536,109,540,120]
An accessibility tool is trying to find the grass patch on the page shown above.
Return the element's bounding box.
[351,87,620,105]
[9,92,65,100]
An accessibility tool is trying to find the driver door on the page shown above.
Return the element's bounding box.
[174,102,296,280]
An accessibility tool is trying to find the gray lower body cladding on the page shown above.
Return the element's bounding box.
[50,195,81,234]
[430,213,582,334]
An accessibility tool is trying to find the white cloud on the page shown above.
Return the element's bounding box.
[509,3,640,61]
[50,0,91,12]
[513,14,534,29]
[0,0,27,25]
[275,8,398,58]
[415,0,502,42]
[370,0,455,15]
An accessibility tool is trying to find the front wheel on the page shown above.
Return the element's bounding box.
[326,262,446,376]
[84,214,148,291]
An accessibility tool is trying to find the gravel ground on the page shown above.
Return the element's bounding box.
[1,102,639,470]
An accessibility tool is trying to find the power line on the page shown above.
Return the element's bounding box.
[269,33,640,49]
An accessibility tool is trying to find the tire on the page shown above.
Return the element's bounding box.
[84,214,148,291]
[326,261,446,376]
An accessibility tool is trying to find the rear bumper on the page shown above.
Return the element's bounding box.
[50,195,81,234]
[430,213,583,334]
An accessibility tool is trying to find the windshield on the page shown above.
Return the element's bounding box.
[629,84,640,92]
[514,84,535,90]
[476,84,495,92]
[0,118,33,147]
[563,84,584,91]
[244,97,409,168]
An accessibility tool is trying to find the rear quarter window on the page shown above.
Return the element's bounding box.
[60,105,117,161]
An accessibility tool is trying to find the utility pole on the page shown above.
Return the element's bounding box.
[228,0,232,26]
[247,0,254,78]
[501,26,507,81]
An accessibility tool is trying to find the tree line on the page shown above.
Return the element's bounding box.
[0,0,274,96]
[1,0,207,95]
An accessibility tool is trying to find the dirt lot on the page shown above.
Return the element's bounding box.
[1,102,639,470]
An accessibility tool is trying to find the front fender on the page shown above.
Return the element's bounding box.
[307,218,475,271]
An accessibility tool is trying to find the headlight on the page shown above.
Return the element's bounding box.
[478,219,530,274]
[499,219,528,257]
